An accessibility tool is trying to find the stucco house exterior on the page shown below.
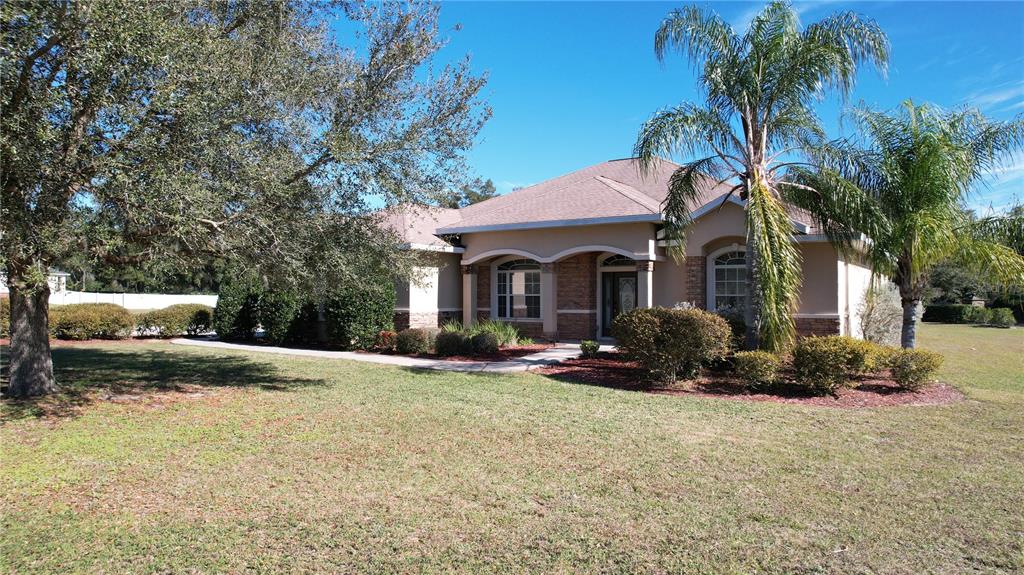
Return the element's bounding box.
[385,158,873,341]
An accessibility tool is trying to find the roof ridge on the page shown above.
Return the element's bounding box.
[594,176,662,214]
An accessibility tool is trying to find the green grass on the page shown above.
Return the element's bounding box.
[1,323,1022,573]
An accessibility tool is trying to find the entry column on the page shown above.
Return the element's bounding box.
[461,265,477,327]
[637,260,654,308]
[541,263,557,338]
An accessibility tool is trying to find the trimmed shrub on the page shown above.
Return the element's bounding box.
[257,288,305,345]
[375,330,397,351]
[888,349,943,390]
[213,275,262,341]
[989,307,1016,328]
[321,280,395,350]
[396,328,431,355]
[580,340,600,359]
[0,297,9,338]
[470,331,499,354]
[612,307,732,382]
[137,304,214,337]
[49,303,134,340]
[792,336,857,395]
[964,306,992,325]
[435,330,470,357]
[733,351,781,390]
[922,304,974,324]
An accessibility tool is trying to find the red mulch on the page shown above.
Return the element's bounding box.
[536,353,964,409]
[365,343,555,363]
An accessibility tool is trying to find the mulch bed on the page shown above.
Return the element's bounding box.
[365,343,555,363]
[536,353,965,408]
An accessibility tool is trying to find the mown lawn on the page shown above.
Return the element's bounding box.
[1,323,1022,573]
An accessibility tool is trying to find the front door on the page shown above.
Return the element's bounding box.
[602,272,638,337]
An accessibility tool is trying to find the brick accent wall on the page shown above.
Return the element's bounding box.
[507,320,545,339]
[476,264,490,311]
[557,313,597,340]
[795,316,841,337]
[685,256,706,309]
[556,254,597,310]
[556,254,598,339]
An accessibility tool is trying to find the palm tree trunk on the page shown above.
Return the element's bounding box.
[900,297,920,349]
[744,227,761,350]
[6,272,57,398]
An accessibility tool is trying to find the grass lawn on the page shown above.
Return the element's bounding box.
[2,323,1022,573]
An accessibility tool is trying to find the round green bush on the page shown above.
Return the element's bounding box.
[435,330,470,357]
[792,336,857,395]
[579,340,600,359]
[396,328,431,355]
[887,349,943,390]
[989,307,1016,328]
[322,280,395,350]
[49,303,134,340]
[733,351,781,390]
[966,306,993,324]
[470,331,499,354]
[257,288,305,345]
[612,307,732,382]
[137,304,214,337]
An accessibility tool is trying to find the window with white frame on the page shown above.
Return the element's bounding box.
[496,259,541,319]
[710,249,748,311]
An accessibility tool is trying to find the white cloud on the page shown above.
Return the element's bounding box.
[964,81,1024,110]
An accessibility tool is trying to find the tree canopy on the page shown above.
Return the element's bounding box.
[1,0,489,396]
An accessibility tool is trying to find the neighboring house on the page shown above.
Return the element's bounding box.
[0,269,70,296]
[386,158,873,340]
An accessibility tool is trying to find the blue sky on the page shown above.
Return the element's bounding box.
[421,1,1024,211]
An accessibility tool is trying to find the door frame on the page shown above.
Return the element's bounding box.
[595,253,638,339]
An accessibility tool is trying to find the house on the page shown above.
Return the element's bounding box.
[0,269,70,296]
[386,158,873,340]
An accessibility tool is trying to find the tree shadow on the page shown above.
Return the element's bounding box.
[1,345,325,420]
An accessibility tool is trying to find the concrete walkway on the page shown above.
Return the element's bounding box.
[170,338,589,373]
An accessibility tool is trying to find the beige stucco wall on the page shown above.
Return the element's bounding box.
[682,202,747,256]
[460,222,658,263]
[436,252,463,310]
[796,242,840,316]
[395,251,463,313]
[838,253,873,337]
[653,258,688,307]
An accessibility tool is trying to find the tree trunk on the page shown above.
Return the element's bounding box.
[6,279,57,398]
[900,297,920,349]
[744,228,761,350]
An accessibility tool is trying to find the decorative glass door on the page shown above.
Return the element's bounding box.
[602,272,638,337]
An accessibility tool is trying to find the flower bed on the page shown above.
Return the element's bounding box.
[537,352,963,408]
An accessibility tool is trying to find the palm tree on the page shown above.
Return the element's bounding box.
[789,101,1024,348]
[635,1,888,351]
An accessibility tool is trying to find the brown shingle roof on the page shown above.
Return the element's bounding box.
[379,205,462,248]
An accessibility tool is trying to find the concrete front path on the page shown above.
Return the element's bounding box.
[170,338,589,373]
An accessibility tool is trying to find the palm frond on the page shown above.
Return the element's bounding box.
[661,157,726,262]
[654,5,735,65]
[633,104,743,173]
[747,178,802,352]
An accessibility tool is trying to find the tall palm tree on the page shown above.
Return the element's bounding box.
[635,1,888,351]
[789,101,1024,348]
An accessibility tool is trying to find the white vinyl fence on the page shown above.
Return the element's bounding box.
[49,290,218,310]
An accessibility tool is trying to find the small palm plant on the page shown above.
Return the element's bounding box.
[635,1,888,351]
[789,101,1024,347]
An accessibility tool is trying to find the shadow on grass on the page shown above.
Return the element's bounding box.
[1,344,325,420]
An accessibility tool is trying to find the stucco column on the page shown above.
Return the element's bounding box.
[637,260,654,309]
[461,265,477,327]
[541,263,557,338]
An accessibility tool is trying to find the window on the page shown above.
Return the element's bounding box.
[496,259,541,319]
[711,249,748,312]
[601,254,635,267]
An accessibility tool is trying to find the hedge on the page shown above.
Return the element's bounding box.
[137,304,214,337]
[0,297,9,338]
[396,328,432,354]
[922,304,981,324]
[214,272,395,350]
[733,351,781,390]
[49,303,134,340]
[989,307,1016,328]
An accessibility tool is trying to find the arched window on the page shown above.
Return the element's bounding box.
[496,259,541,319]
[600,254,635,267]
[709,249,748,312]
